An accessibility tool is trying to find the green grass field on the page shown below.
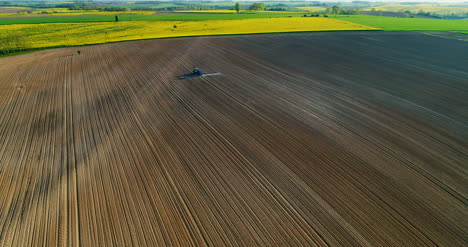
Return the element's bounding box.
[332,15,468,31]
[0,13,307,25]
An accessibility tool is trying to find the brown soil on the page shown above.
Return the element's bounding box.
[0,7,30,14]
[0,32,466,246]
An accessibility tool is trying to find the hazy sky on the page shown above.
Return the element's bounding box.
[116,0,468,2]
[204,0,467,2]
[8,0,467,3]
[188,0,467,3]
[319,0,466,2]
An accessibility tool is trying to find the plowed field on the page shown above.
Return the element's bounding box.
[0,32,467,246]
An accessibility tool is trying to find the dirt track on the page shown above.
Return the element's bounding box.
[0,32,467,246]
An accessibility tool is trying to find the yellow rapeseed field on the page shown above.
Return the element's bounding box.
[0,18,377,51]
[173,10,304,14]
[297,7,327,12]
[0,8,153,16]
[48,11,155,16]
[173,10,240,13]
[0,12,29,17]
[32,8,155,16]
[2,6,31,9]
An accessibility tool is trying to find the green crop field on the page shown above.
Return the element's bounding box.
[332,15,468,31]
[0,13,307,25]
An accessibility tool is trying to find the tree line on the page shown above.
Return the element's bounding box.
[325,6,360,15]
[232,3,363,15]
[68,5,130,11]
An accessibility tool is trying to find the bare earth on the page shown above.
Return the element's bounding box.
[0,32,467,246]
[0,7,30,14]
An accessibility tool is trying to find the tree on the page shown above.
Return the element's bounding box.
[331,5,341,15]
[249,3,265,11]
[325,8,331,14]
[234,2,241,13]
